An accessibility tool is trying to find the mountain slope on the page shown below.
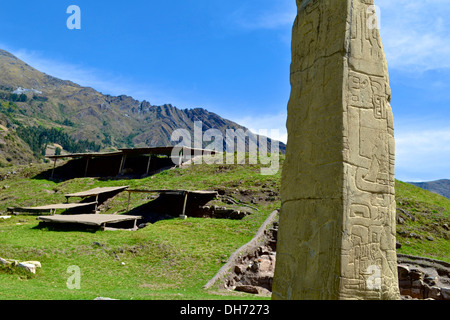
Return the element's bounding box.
[0,113,35,166]
[408,180,450,199]
[0,49,285,165]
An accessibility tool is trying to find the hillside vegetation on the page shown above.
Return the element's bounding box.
[0,157,281,300]
[0,49,285,169]
[409,179,450,199]
[0,157,448,300]
[396,181,450,261]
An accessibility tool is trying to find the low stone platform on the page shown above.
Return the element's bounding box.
[37,214,142,230]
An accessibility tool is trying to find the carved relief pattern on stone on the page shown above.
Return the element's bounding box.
[273,0,400,300]
[340,0,398,299]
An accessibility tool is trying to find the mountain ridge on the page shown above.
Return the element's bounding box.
[0,48,284,166]
[408,179,450,199]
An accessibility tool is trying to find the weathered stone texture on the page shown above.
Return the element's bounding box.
[272,0,400,300]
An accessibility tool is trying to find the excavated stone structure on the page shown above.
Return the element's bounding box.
[272,0,400,300]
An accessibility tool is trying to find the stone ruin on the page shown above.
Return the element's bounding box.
[220,220,450,300]
[272,0,400,299]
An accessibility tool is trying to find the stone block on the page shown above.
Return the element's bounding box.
[273,0,400,300]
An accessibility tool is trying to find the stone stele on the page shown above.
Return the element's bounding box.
[272,0,400,300]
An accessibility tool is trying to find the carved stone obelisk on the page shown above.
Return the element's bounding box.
[272,0,400,300]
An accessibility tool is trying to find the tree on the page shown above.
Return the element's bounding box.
[19,94,27,102]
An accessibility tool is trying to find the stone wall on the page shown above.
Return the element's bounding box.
[223,223,450,300]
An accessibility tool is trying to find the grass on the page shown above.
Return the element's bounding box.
[0,215,273,300]
[0,157,449,300]
[0,157,281,300]
[395,180,450,261]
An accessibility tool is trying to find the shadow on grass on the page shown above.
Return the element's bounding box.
[33,155,176,182]
[32,222,100,233]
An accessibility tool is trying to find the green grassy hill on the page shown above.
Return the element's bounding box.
[0,48,285,168]
[0,113,36,167]
[408,179,450,199]
[0,157,281,300]
[395,181,450,261]
[0,157,448,300]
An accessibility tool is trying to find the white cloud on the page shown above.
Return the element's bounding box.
[231,111,288,144]
[229,0,296,31]
[235,112,450,181]
[395,122,450,181]
[233,10,295,31]
[372,1,450,181]
[377,0,450,72]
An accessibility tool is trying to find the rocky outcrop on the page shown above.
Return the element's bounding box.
[0,257,41,274]
[223,223,277,296]
[202,205,251,220]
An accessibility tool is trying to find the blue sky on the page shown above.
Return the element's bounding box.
[0,0,449,182]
